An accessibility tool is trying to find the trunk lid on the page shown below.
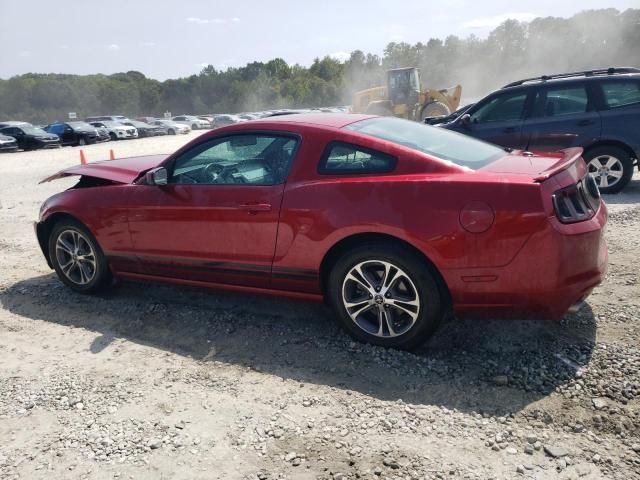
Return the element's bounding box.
[39,154,167,184]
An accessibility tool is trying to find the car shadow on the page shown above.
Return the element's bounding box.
[1,273,596,417]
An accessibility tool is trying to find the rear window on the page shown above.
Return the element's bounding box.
[345,117,506,170]
[601,80,640,109]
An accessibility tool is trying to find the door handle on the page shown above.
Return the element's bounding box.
[503,127,516,133]
[577,119,595,126]
[238,203,272,213]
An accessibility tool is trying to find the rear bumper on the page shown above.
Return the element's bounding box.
[446,202,608,320]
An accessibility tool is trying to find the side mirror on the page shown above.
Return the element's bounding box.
[145,167,168,185]
[459,114,471,127]
[458,113,471,128]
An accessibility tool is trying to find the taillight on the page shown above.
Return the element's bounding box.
[552,177,599,223]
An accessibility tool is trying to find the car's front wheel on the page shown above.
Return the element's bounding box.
[78,137,86,146]
[327,243,445,350]
[585,146,634,194]
[48,219,111,293]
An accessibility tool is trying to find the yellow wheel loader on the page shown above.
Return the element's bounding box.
[352,67,462,122]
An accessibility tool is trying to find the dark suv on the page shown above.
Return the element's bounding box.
[440,67,640,193]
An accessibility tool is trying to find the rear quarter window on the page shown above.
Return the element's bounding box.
[601,80,640,109]
[318,142,396,174]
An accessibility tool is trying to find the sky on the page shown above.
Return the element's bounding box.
[0,0,637,80]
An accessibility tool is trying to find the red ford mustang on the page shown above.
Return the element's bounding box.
[36,114,608,349]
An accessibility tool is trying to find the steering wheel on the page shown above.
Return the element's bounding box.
[203,163,225,183]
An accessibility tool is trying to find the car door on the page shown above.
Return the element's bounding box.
[127,132,299,288]
[448,89,531,148]
[2,128,22,148]
[521,82,601,152]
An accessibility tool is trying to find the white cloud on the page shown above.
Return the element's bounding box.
[462,12,536,29]
[187,16,240,25]
[16,50,32,58]
[140,41,156,47]
[329,51,350,62]
[107,44,120,51]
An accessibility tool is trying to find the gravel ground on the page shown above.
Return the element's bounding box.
[0,136,639,480]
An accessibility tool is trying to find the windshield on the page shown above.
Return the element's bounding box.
[345,117,506,169]
[21,126,49,135]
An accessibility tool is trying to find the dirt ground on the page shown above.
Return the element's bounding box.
[0,135,639,480]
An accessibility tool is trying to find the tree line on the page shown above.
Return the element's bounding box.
[0,8,638,123]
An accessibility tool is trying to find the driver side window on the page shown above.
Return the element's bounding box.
[170,134,298,186]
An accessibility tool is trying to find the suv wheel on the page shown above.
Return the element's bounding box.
[327,243,445,350]
[584,146,633,194]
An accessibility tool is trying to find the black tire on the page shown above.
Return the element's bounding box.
[420,101,450,122]
[169,129,176,135]
[327,242,445,350]
[109,132,117,141]
[78,137,86,146]
[48,219,111,294]
[584,146,633,194]
[192,123,198,130]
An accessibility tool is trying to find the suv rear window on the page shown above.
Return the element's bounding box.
[533,85,589,117]
[601,80,640,109]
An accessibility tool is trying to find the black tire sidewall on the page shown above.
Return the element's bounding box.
[327,243,444,350]
[584,146,633,194]
[48,220,110,293]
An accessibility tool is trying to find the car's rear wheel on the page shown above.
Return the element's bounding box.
[48,219,111,293]
[327,243,444,350]
[585,146,633,194]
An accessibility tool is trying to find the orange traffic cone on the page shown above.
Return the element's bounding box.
[80,149,87,165]
[109,149,115,160]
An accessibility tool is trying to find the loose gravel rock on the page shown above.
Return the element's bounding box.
[0,143,639,479]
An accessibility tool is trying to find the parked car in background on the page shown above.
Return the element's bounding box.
[88,121,138,140]
[45,122,98,146]
[197,115,214,124]
[172,115,210,129]
[151,119,190,135]
[441,67,640,193]
[94,125,111,143]
[36,113,607,350]
[0,120,32,128]
[122,120,164,137]
[85,115,131,123]
[135,116,158,124]
[211,114,242,127]
[0,125,60,150]
[0,133,19,152]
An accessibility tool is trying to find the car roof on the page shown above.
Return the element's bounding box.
[251,113,370,128]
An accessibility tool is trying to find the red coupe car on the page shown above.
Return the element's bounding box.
[36,114,608,349]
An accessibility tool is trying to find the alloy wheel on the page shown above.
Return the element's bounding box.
[55,229,97,285]
[342,260,420,338]
[587,155,624,189]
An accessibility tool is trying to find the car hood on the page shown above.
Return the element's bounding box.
[39,154,167,184]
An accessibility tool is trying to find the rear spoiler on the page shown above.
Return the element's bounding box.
[533,147,583,182]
